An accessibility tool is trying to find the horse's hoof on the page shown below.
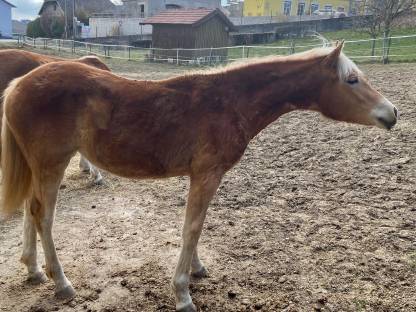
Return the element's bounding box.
[191,266,208,279]
[55,285,76,300]
[93,178,103,186]
[27,271,48,285]
[177,302,197,312]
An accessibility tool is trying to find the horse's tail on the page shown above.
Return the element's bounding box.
[1,79,32,216]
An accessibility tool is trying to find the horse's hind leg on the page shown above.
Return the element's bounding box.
[172,171,222,312]
[78,155,91,173]
[191,248,207,278]
[79,155,103,185]
[89,164,103,185]
[30,160,75,299]
[20,201,47,284]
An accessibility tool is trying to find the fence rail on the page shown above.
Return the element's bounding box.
[14,34,416,66]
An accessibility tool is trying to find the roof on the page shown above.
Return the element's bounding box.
[0,0,16,8]
[38,0,62,15]
[141,8,235,30]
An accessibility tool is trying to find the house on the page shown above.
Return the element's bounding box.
[127,0,221,17]
[38,0,65,37]
[0,0,16,38]
[243,0,352,17]
[39,0,64,19]
[224,1,244,17]
[88,0,221,38]
[141,8,235,63]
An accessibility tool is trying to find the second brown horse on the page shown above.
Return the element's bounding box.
[0,49,108,184]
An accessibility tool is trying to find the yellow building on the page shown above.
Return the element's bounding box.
[243,0,352,17]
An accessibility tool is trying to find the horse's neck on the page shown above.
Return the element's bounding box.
[217,57,323,139]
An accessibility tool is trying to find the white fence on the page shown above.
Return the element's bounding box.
[15,34,416,65]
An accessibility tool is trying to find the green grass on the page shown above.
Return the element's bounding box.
[19,26,416,65]
[261,27,416,63]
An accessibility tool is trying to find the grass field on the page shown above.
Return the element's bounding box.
[264,27,416,63]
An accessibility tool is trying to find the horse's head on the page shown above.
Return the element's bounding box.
[316,42,398,130]
[77,56,110,72]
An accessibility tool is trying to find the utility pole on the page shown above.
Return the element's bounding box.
[72,0,75,39]
[64,0,67,39]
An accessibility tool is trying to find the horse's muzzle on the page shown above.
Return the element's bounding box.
[371,101,398,130]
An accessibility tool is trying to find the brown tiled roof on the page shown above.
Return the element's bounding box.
[141,8,235,29]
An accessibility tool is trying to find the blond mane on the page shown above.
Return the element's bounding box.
[188,46,361,81]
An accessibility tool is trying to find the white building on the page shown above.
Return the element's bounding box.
[0,0,15,38]
[89,0,221,38]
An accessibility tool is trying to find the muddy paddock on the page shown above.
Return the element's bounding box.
[0,50,416,312]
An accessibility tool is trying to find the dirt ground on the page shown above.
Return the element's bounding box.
[1,47,416,312]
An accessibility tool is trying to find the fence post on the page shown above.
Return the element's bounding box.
[246,47,250,58]
[128,47,131,60]
[382,32,386,64]
[242,45,245,59]
[290,40,295,54]
[177,49,179,65]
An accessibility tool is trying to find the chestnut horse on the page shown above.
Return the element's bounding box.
[0,49,108,184]
[1,43,398,311]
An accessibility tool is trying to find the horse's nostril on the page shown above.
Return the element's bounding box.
[393,107,398,118]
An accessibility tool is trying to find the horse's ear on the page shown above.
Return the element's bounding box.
[322,40,344,69]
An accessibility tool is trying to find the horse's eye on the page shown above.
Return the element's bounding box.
[347,77,359,85]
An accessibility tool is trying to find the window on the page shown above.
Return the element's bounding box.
[337,6,345,12]
[140,4,145,17]
[324,5,333,11]
[166,4,182,10]
[283,1,291,16]
[297,2,305,15]
[310,3,319,13]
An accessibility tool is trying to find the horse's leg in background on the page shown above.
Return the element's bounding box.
[78,155,91,173]
[20,201,48,284]
[89,164,103,185]
[79,154,103,185]
[191,248,208,278]
[30,161,75,299]
[172,171,222,311]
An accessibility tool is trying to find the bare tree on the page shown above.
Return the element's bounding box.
[360,0,416,62]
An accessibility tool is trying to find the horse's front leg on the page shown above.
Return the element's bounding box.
[20,201,47,284]
[172,171,222,312]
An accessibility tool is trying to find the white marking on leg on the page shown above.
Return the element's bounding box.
[78,155,91,173]
[90,164,103,185]
[20,201,46,283]
[191,249,207,278]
